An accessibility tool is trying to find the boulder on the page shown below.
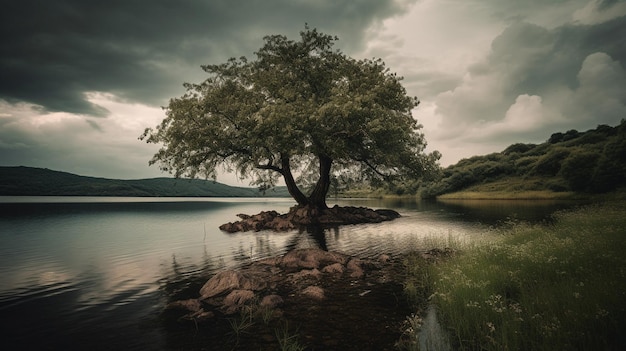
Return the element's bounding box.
[223,289,256,313]
[166,299,203,313]
[281,248,349,269]
[322,263,344,274]
[301,285,325,300]
[166,247,406,329]
[223,289,255,306]
[165,299,215,322]
[290,268,322,281]
[347,258,365,278]
[260,294,284,309]
[199,270,266,299]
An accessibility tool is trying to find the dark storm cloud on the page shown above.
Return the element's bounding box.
[0,0,415,116]
[435,13,626,143]
[514,16,626,94]
[598,0,622,10]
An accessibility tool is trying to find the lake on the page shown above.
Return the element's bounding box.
[0,196,579,350]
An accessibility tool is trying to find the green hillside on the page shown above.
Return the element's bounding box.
[421,120,626,198]
[0,166,289,197]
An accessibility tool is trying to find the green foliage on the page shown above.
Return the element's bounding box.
[422,121,626,197]
[548,129,581,144]
[142,26,439,207]
[502,143,536,155]
[532,147,570,176]
[417,202,626,350]
[560,152,599,191]
[592,131,626,192]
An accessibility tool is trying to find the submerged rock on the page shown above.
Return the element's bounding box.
[164,299,215,322]
[347,258,365,278]
[163,247,431,350]
[169,248,401,324]
[280,248,349,269]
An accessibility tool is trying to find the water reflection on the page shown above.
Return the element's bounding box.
[435,198,587,225]
[0,196,584,350]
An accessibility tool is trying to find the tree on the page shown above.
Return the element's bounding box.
[141,27,440,210]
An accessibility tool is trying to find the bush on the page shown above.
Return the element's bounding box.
[591,136,626,192]
[560,151,600,191]
[532,148,570,176]
[503,143,537,155]
[522,143,551,156]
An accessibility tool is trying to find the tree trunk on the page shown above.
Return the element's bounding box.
[308,154,332,210]
[280,155,309,206]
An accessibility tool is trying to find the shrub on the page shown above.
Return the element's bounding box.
[560,151,600,191]
[532,148,570,176]
[503,143,537,155]
[591,136,626,192]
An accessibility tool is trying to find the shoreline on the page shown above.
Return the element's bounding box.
[436,190,579,200]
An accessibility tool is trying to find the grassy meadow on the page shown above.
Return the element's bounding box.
[401,200,626,350]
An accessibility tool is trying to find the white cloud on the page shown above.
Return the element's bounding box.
[500,95,544,131]
[0,95,168,180]
[0,93,260,185]
[563,52,626,125]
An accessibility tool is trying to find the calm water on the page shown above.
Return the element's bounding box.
[0,196,578,350]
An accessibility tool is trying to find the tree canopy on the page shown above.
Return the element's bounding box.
[142,27,440,209]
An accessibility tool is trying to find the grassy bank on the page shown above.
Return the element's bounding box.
[436,190,577,200]
[404,201,626,350]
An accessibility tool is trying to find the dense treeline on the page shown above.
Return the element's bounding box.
[0,166,289,197]
[419,120,626,198]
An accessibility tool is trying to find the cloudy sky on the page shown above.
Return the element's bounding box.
[1,0,625,185]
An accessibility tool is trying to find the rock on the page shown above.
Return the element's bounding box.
[199,270,266,299]
[260,294,284,308]
[322,263,344,274]
[173,309,215,323]
[254,256,283,266]
[269,216,296,231]
[374,209,401,219]
[223,289,256,307]
[347,258,364,278]
[166,299,203,313]
[222,289,256,314]
[218,222,237,233]
[291,268,322,281]
[281,248,349,269]
[220,205,401,233]
[164,247,405,329]
[165,299,215,322]
[301,285,325,300]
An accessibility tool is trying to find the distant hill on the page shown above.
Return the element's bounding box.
[421,121,626,198]
[0,166,290,197]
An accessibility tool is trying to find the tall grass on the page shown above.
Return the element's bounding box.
[419,202,626,350]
